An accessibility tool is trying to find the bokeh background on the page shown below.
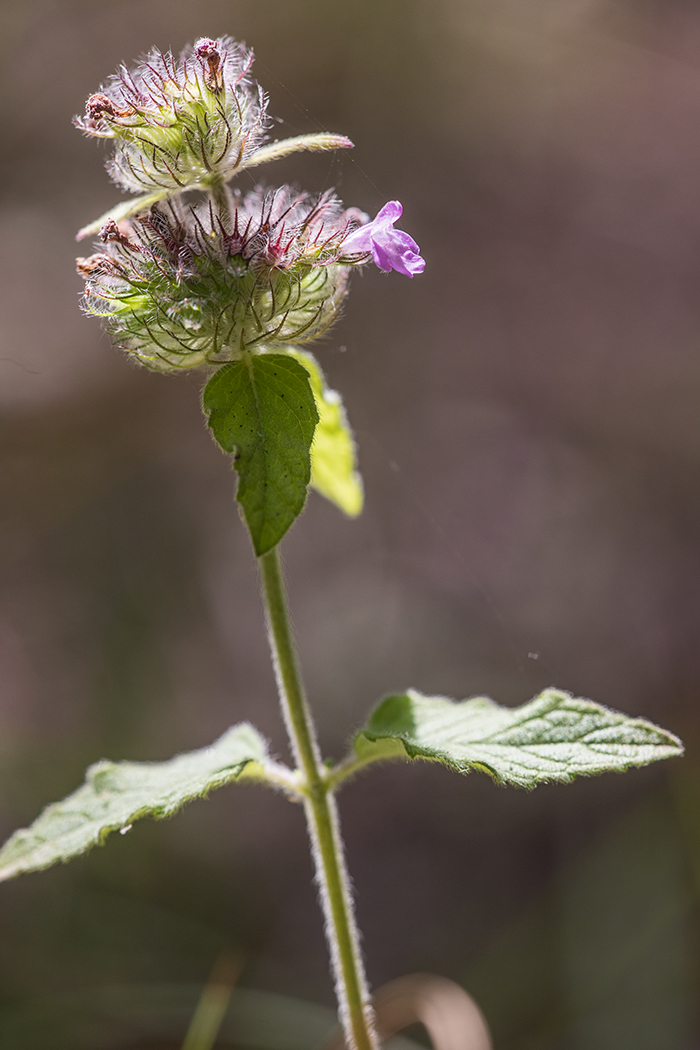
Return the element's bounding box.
[1,0,700,1046]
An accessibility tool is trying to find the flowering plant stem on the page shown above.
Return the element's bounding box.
[258,547,378,1050]
[210,178,232,229]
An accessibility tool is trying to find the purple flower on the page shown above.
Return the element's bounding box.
[342,201,425,277]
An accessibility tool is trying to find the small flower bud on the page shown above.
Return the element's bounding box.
[76,253,114,278]
[195,38,225,93]
[99,218,136,248]
[85,93,136,122]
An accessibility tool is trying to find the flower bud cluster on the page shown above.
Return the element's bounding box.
[74,37,267,193]
[77,189,358,371]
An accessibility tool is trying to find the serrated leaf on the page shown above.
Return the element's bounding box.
[203,355,319,555]
[238,133,354,171]
[76,190,170,240]
[0,724,268,882]
[351,688,683,789]
[286,350,363,517]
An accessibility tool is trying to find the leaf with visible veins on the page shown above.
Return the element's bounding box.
[349,688,684,789]
[203,354,318,554]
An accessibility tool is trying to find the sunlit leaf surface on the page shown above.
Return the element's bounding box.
[288,350,363,517]
[352,689,683,789]
[0,724,268,881]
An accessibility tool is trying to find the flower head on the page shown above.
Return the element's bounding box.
[74,39,424,372]
[74,36,353,221]
[341,201,425,277]
[74,37,267,195]
[77,188,357,371]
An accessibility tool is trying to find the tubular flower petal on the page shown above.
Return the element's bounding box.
[341,201,425,277]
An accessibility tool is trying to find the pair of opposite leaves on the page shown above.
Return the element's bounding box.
[0,688,682,881]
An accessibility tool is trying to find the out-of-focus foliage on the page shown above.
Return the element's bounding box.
[466,792,697,1050]
[0,983,420,1050]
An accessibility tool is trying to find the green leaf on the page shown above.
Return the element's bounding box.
[286,350,363,517]
[0,724,269,882]
[203,355,319,555]
[349,688,684,789]
[76,190,169,241]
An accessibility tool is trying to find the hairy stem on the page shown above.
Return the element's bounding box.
[258,547,378,1050]
[210,178,233,230]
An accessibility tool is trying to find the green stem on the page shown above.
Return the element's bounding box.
[210,178,232,229]
[258,547,378,1050]
[326,753,377,792]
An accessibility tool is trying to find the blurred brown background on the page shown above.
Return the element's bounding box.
[1,0,700,1047]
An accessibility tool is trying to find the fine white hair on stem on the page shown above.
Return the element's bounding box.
[304,793,376,1049]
